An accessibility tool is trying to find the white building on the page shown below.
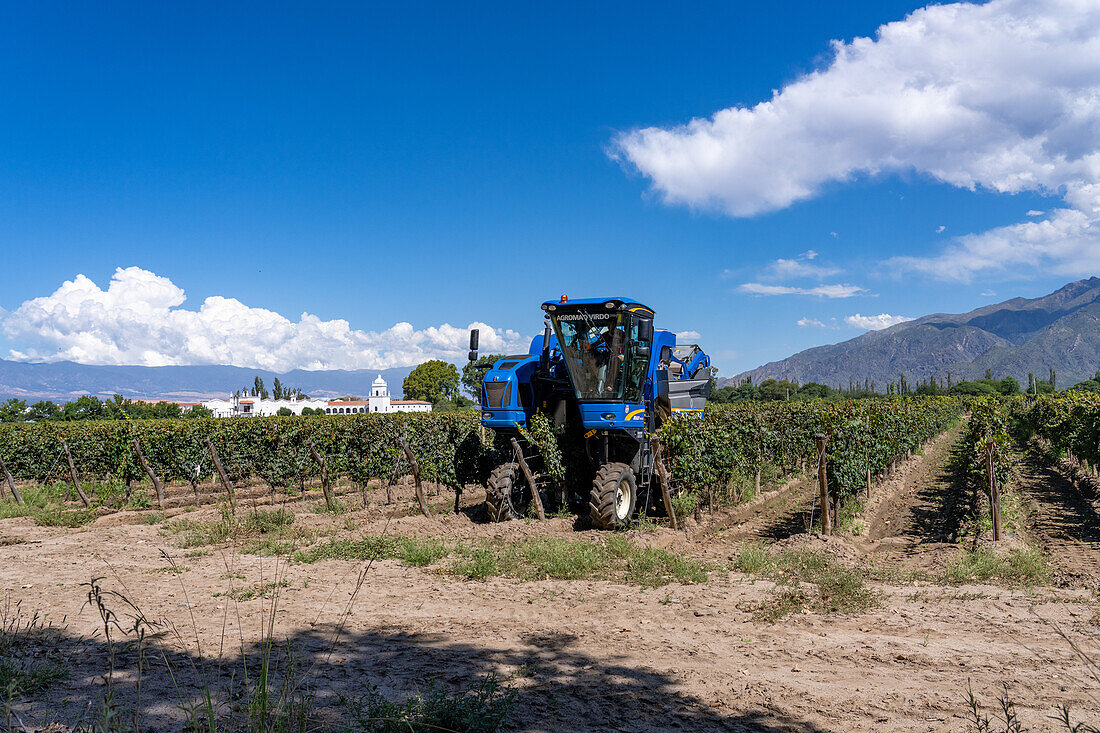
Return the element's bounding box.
[201,396,329,418]
[201,375,431,417]
[323,374,431,414]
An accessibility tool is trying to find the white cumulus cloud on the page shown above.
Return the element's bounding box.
[845,313,914,330]
[739,283,867,298]
[613,0,1100,281]
[797,317,827,328]
[1,267,528,371]
[676,330,702,341]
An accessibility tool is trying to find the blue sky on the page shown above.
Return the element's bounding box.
[0,1,1093,376]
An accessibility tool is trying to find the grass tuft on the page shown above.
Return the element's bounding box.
[734,545,878,622]
[945,548,1050,587]
[344,675,514,733]
[215,579,289,602]
[398,537,450,567]
[167,506,310,552]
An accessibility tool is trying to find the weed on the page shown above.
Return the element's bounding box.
[750,587,811,624]
[453,535,709,586]
[292,532,710,587]
[505,537,608,580]
[669,491,699,520]
[0,600,70,697]
[32,507,98,528]
[146,566,187,575]
[734,541,773,575]
[344,675,514,733]
[946,549,1050,587]
[214,580,289,602]
[243,508,295,533]
[622,545,708,587]
[168,506,308,552]
[313,499,347,515]
[399,537,450,567]
[736,547,878,622]
[292,536,402,563]
[966,680,1026,733]
[453,548,500,580]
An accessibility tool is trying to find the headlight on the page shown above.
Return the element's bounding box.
[601,413,615,421]
[482,412,492,420]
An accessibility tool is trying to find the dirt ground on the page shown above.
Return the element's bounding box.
[1,428,1099,732]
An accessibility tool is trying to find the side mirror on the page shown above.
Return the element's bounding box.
[468,329,479,362]
[638,319,654,343]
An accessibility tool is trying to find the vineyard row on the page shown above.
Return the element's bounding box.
[0,398,964,513]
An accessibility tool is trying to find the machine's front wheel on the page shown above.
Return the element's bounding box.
[485,462,528,522]
[589,462,637,530]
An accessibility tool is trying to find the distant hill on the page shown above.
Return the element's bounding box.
[0,360,415,402]
[727,277,1100,389]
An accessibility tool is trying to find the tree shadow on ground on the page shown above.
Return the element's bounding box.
[4,595,831,733]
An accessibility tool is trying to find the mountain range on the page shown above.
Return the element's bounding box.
[0,360,415,402]
[727,277,1100,389]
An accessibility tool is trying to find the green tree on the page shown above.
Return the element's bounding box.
[1070,379,1100,393]
[62,395,107,421]
[949,380,997,396]
[272,377,284,400]
[461,354,505,400]
[403,360,460,404]
[27,401,61,421]
[185,405,214,418]
[796,382,832,399]
[150,401,183,419]
[276,406,293,416]
[997,376,1021,395]
[0,398,27,423]
[757,378,798,401]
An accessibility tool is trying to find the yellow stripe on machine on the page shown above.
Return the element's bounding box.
[625,408,645,421]
[671,407,703,412]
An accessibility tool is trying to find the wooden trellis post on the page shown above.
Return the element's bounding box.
[0,453,24,505]
[510,438,545,521]
[306,439,335,510]
[132,439,166,510]
[60,439,91,508]
[651,437,678,530]
[815,433,831,535]
[986,437,1002,542]
[205,439,235,509]
[398,436,431,518]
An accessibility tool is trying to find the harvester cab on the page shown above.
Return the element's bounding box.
[469,296,711,529]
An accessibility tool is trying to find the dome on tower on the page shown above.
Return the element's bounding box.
[372,374,386,388]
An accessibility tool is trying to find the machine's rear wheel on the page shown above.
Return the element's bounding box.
[589,462,637,530]
[485,462,528,522]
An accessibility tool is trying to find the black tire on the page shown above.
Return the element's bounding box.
[485,462,528,522]
[589,462,638,530]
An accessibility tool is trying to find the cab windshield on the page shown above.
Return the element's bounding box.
[551,310,650,401]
